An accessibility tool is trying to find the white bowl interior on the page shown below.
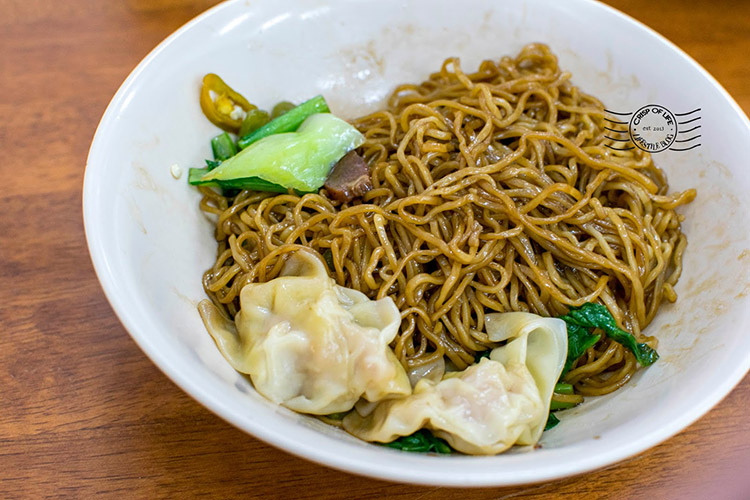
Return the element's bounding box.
[84,0,750,486]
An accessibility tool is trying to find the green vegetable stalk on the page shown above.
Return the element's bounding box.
[549,383,583,411]
[549,399,578,411]
[210,132,238,161]
[554,382,574,395]
[237,95,330,150]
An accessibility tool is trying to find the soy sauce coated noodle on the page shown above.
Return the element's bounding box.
[198,44,695,397]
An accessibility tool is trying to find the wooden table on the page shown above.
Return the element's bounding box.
[2,0,749,497]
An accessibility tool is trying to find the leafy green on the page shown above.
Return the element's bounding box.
[560,322,600,375]
[544,413,560,431]
[188,167,287,192]
[560,303,659,369]
[383,430,452,454]
[189,161,243,197]
[201,113,364,192]
[324,412,348,421]
[474,350,491,363]
[205,158,222,171]
[322,249,335,272]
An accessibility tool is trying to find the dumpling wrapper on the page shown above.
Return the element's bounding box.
[343,312,567,455]
[198,250,411,415]
[487,312,568,443]
[405,355,445,388]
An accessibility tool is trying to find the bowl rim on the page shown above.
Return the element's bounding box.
[83,0,750,486]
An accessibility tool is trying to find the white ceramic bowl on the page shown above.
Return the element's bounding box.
[83,0,750,486]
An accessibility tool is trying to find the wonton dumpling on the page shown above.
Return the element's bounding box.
[198,250,411,415]
[343,312,567,455]
[343,357,543,455]
[487,312,568,444]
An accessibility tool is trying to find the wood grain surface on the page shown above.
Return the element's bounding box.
[2,0,749,498]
